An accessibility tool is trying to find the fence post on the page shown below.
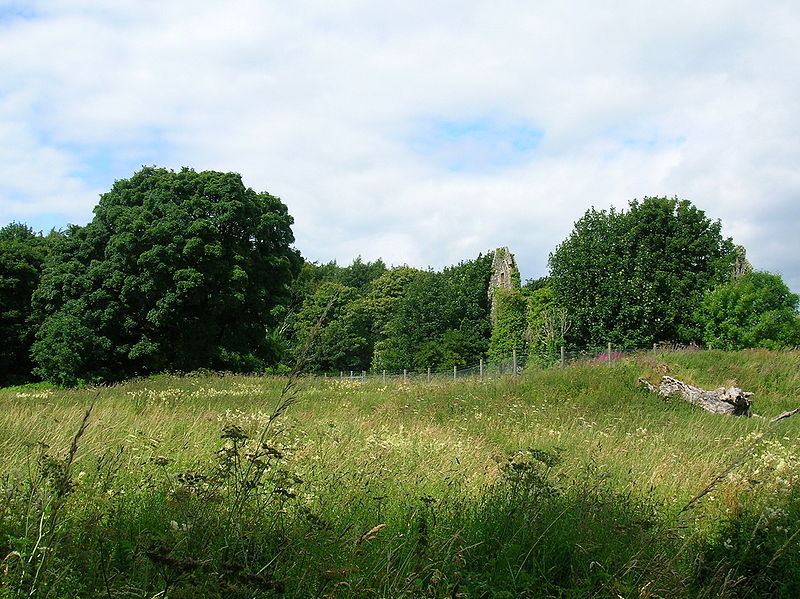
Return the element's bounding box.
[362,370,366,379]
[350,370,354,380]
[382,370,386,384]
[560,346,565,369]
[453,365,457,381]
[512,348,517,377]
[427,367,431,383]
[480,358,484,379]
[653,343,657,359]
[607,342,612,364]
[403,369,407,381]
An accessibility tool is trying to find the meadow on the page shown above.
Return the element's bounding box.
[1,349,799,598]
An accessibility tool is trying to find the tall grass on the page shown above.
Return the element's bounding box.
[0,350,798,597]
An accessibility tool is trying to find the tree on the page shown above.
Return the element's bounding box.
[31,167,301,386]
[548,197,735,347]
[0,223,53,386]
[291,282,371,373]
[372,269,442,371]
[373,254,493,372]
[487,287,527,361]
[281,258,395,371]
[364,266,420,340]
[525,286,571,357]
[285,257,386,308]
[523,276,550,293]
[696,271,800,350]
[338,256,387,293]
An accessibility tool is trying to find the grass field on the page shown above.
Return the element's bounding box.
[1,349,799,598]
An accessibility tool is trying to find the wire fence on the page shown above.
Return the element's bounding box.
[318,342,704,383]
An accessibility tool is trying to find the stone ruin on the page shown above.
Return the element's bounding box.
[731,245,752,279]
[488,247,520,324]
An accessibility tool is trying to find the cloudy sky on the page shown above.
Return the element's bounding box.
[2,1,799,289]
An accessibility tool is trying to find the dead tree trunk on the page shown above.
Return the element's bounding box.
[638,375,752,416]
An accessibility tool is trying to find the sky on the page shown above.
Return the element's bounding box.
[1,0,799,290]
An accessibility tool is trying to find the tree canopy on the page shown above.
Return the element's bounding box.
[0,223,53,386]
[548,197,735,347]
[696,271,800,350]
[5,175,797,388]
[283,258,391,373]
[372,255,493,372]
[291,281,371,373]
[31,167,301,386]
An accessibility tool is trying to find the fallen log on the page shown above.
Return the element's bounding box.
[638,375,753,416]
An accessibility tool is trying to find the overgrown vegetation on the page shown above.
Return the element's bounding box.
[29,167,302,386]
[1,349,799,597]
[548,196,737,347]
[3,177,800,386]
[0,223,55,387]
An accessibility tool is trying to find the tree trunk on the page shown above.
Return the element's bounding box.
[638,375,752,416]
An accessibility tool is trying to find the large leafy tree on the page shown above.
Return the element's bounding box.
[549,197,735,347]
[282,257,391,371]
[373,254,493,372]
[0,223,53,386]
[31,167,301,385]
[696,271,800,350]
[525,286,571,357]
[291,282,371,373]
[364,266,420,341]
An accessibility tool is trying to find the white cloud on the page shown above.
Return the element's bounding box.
[1,0,800,291]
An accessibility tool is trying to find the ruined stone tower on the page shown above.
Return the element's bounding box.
[488,247,520,324]
[731,245,752,279]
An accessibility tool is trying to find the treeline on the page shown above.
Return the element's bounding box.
[2,167,799,387]
[283,254,493,374]
[490,197,800,361]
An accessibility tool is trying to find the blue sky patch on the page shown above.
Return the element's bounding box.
[0,2,37,23]
[35,126,172,192]
[620,134,687,150]
[602,124,687,153]
[408,116,544,172]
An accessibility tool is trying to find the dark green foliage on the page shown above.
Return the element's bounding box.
[373,254,493,371]
[526,286,570,357]
[372,269,445,370]
[696,271,800,350]
[337,255,387,292]
[549,197,735,347]
[0,222,53,385]
[523,275,550,293]
[285,260,342,309]
[292,281,372,372]
[284,258,393,372]
[363,265,420,339]
[488,287,527,361]
[287,256,386,307]
[31,167,301,385]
